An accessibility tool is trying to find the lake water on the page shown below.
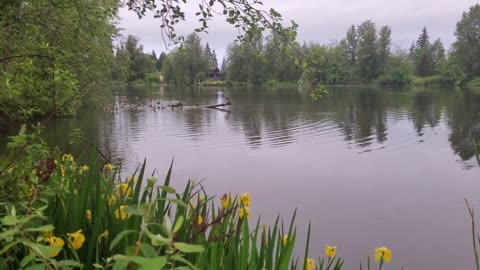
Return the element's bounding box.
[13,85,480,269]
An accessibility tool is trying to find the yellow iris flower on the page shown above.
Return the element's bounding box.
[325,245,336,258]
[238,207,251,220]
[79,165,89,175]
[43,231,53,239]
[45,236,64,257]
[306,258,315,270]
[99,230,109,240]
[67,230,86,250]
[239,193,251,207]
[198,215,203,225]
[86,210,92,221]
[374,246,392,263]
[114,205,131,220]
[62,154,74,163]
[108,195,118,206]
[104,163,114,171]
[220,193,232,209]
[282,235,288,246]
[116,183,132,197]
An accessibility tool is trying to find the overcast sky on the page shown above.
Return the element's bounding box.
[118,0,478,61]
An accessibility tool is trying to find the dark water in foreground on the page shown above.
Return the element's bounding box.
[9,85,480,269]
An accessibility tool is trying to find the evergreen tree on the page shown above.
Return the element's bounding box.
[156,52,166,71]
[204,43,216,69]
[416,27,430,48]
[220,56,227,74]
[452,4,480,78]
[151,50,157,61]
[408,42,416,61]
[414,27,434,77]
[212,49,218,67]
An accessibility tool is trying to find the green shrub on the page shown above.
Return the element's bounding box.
[144,73,162,85]
[194,72,206,83]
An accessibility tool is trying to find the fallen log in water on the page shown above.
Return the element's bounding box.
[169,101,183,108]
[204,101,231,109]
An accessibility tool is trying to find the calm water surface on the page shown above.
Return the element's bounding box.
[23,86,480,269]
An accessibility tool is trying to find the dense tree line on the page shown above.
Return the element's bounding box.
[220,4,480,87]
[1,0,479,128]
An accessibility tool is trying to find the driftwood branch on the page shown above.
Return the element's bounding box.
[208,107,231,113]
[167,97,232,112]
[204,101,231,109]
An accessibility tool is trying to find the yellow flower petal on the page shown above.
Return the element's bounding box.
[306,258,315,270]
[239,193,251,207]
[104,163,114,171]
[114,205,131,220]
[325,245,336,258]
[116,183,132,197]
[79,165,89,175]
[108,195,118,206]
[239,207,251,220]
[67,230,86,250]
[45,236,65,257]
[374,246,392,263]
[220,193,232,209]
[99,230,109,240]
[282,235,288,246]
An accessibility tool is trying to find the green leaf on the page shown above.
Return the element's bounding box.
[25,264,46,270]
[109,230,138,251]
[171,254,201,270]
[93,263,104,269]
[123,205,146,216]
[0,228,18,240]
[112,261,128,270]
[20,253,36,267]
[166,198,188,208]
[173,215,184,233]
[113,255,167,269]
[159,186,176,194]
[0,240,21,255]
[138,257,167,269]
[1,216,17,226]
[55,260,84,268]
[174,242,205,253]
[25,225,55,232]
[143,227,169,246]
[140,243,157,258]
